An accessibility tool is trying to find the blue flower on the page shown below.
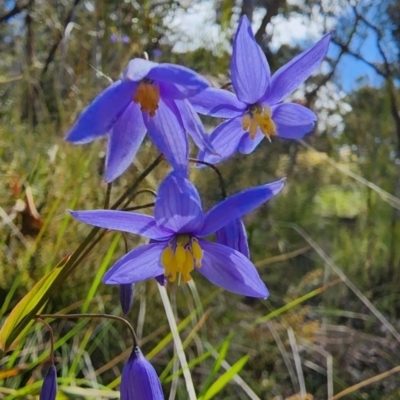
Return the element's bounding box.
[39,365,57,400]
[120,346,164,400]
[70,172,285,298]
[190,16,331,164]
[66,59,213,181]
[215,218,249,258]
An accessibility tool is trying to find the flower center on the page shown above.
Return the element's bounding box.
[242,104,276,140]
[161,235,203,284]
[133,80,160,117]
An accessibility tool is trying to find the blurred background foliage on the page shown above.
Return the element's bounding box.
[1,0,400,399]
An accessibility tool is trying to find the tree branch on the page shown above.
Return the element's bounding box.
[254,0,285,45]
[41,0,82,77]
[0,0,34,23]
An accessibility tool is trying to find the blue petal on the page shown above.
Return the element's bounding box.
[197,117,246,165]
[155,172,204,233]
[119,284,134,315]
[40,365,57,400]
[175,99,215,154]
[215,219,250,258]
[199,179,285,236]
[123,58,158,82]
[103,243,165,284]
[148,63,209,98]
[121,347,164,400]
[144,98,189,176]
[105,102,146,182]
[231,16,271,104]
[189,87,247,118]
[272,103,316,139]
[264,32,332,105]
[66,80,136,144]
[69,210,174,240]
[197,240,268,298]
[238,130,264,154]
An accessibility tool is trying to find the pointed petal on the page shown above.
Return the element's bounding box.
[272,103,316,139]
[66,80,136,144]
[155,172,204,233]
[215,219,249,258]
[148,63,209,98]
[144,99,189,176]
[265,33,332,105]
[175,99,215,154]
[238,130,264,154]
[197,117,246,165]
[123,58,158,81]
[119,284,134,315]
[197,240,268,298]
[105,102,146,182]
[69,210,173,240]
[103,243,165,284]
[189,87,246,118]
[199,179,285,236]
[231,16,271,104]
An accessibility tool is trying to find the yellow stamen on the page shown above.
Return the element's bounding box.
[182,249,194,283]
[133,81,160,117]
[191,239,203,268]
[161,246,174,278]
[175,244,186,268]
[160,235,204,283]
[242,105,277,140]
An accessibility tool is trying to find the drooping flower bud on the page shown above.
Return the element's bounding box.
[119,284,135,315]
[39,365,57,400]
[120,347,164,400]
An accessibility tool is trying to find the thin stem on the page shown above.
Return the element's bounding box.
[120,232,129,254]
[104,183,112,209]
[122,202,155,212]
[189,158,227,198]
[38,313,138,347]
[220,82,232,90]
[72,231,108,269]
[122,188,157,208]
[36,318,55,365]
[111,154,164,210]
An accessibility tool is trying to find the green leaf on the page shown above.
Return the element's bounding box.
[0,255,69,352]
[212,333,233,374]
[200,354,249,400]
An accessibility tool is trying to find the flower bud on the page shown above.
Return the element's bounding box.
[120,347,163,400]
[119,284,135,315]
[39,365,57,400]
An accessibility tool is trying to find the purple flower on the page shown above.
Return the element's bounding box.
[190,16,331,164]
[39,365,57,400]
[66,59,213,181]
[215,218,249,258]
[120,346,163,400]
[70,172,285,298]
